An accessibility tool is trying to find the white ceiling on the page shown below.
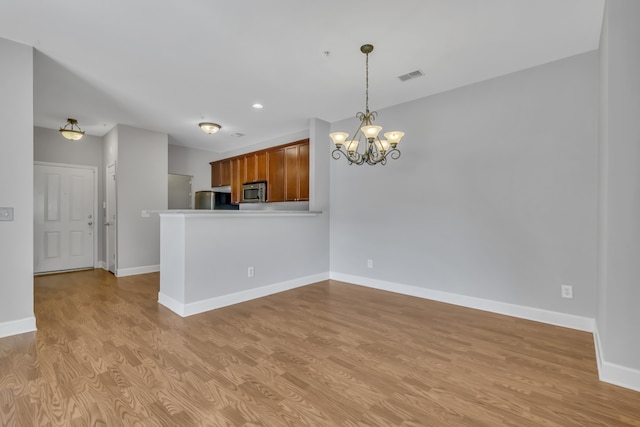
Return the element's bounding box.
[0,0,604,153]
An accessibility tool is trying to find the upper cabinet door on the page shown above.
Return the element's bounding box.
[284,141,309,202]
[219,159,231,186]
[256,151,268,182]
[210,160,221,187]
[210,159,232,187]
[245,154,257,183]
[267,148,285,203]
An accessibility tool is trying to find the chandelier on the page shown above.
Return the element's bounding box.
[330,44,404,165]
[59,118,85,141]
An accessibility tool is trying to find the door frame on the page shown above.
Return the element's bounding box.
[34,161,99,270]
[106,162,117,274]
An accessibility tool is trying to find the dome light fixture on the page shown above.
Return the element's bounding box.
[199,122,221,134]
[330,44,405,165]
[59,118,85,141]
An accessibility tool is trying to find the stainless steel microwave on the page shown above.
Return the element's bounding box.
[242,181,267,203]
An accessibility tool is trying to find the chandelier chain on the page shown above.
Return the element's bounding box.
[365,51,369,114]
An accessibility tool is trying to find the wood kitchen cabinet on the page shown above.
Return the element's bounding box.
[245,155,256,183]
[210,139,308,204]
[256,151,267,181]
[267,148,285,202]
[210,160,221,187]
[284,140,309,201]
[230,157,245,204]
[244,152,268,183]
[210,159,231,187]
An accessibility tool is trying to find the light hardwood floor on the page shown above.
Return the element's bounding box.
[0,269,639,426]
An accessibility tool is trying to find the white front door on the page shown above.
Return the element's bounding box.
[34,163,96,274]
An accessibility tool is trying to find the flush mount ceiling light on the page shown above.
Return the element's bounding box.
[330,44,405,166]
[252,103,264,109]
[59,118,85,141]
[199,122,221,134]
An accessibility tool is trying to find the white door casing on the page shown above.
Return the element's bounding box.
[34,163,96,274]
[106,163,117,274]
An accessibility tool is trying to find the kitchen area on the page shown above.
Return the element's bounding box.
[191,138,310,212]
[159,124,330,319]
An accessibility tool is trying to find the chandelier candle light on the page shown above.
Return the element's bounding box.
[330,44,404,165]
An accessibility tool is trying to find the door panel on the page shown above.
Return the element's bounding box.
[34,164,95,273]
[168,174,192,209]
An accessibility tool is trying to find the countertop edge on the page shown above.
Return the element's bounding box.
[155,210,322,218]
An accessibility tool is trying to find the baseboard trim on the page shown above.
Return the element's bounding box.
[116,264,160,277]
[0,316,37,339]
[95,261,106,270]
[158,272,330,317]
[593,325,640,392]
[157,293,186,317]
[330,273,595,332]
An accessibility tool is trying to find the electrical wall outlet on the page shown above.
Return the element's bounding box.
[367,259,373,269]
[561,285,573,299]
[248,266,254,278]
[141,210,150,218]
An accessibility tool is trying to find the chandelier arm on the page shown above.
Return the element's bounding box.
[332,146,367,165]
[387,148,401,160]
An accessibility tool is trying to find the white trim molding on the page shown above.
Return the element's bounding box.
[330,273,595,332]
[330,273,640,392]
[593,325,640,393]
[0,316,37,339]
[116,264,160,277]
[159,272,330,317]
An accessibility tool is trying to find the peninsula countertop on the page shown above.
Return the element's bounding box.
[154,209,322,217]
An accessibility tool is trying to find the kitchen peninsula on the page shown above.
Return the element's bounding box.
[157,209,327,317]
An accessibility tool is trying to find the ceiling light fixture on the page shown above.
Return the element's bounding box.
[199,122,221,134]
[330,44,404,165]
[59,118,85,141]
[252,103,264,109]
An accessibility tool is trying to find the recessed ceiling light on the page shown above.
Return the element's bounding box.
[252,103,264,109]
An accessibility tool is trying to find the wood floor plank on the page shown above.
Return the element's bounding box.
[0,269,637,425]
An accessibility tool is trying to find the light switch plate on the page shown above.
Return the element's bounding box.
[0,207,14,221]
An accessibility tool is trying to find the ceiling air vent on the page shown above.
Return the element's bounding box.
[398,70,424,82]
[231,133,245,138]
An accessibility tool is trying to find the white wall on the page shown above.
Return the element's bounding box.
[34,127,105,265]
[115,125,168,272]
[0,38,36,337]
[597,0,640,390]
[331,51,599,319]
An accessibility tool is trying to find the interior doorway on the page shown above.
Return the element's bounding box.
[34,162,97,274]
